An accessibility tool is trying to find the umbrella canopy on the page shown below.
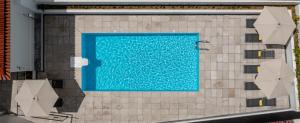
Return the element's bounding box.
[254,6,296,45]
[255,58,295,98]
[15,79,59,117]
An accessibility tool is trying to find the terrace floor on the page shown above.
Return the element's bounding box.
[11,15,290,123]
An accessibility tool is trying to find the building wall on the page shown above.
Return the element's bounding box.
[10,0,35,72]
[35,0,300,5]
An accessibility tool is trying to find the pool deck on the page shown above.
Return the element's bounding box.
[12,15,290,123]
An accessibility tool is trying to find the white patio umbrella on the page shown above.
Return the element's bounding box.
[254,58,295,98]
[254,6,296,45]
[15,79,59,117]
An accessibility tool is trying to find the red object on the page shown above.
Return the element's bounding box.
[0,0,10,80]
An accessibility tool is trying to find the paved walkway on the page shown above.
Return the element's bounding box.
[12,15,290,123]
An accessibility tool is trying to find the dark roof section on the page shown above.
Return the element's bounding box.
[0,0,10,80]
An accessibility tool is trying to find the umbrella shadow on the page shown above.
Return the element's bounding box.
[265,37,290,49]
[265,44,285,49]
[0,80,12,113]
[53,79,85,113]
[31,112,79,122]
[42,15,86,113]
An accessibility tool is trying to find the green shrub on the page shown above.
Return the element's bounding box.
[291,7,300,105]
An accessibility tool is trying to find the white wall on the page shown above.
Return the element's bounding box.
[11,0,35,72]
[20,0,38,12]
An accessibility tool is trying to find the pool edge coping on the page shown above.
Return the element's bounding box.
[81,32,201,92]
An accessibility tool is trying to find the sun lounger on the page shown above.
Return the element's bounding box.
[246,98,276,107]
[245,50,275,59]
[244,65,260,74]
[246,19,256,28]
[265,98,276,106]
[51,80,64,89]
[245,33,261,43]
[244,82,260,90]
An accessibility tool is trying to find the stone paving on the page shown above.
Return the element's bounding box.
[12,15,291,123]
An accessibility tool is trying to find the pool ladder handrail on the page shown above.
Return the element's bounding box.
[198,48,210,50]
[196,40,210,50]
[198,40,210,43]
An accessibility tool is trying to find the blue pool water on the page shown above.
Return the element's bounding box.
[82,33,200,91]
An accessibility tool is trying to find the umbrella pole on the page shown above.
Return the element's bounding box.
[16,86,19,116]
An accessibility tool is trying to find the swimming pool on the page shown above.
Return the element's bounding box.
[82,33,199,91]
